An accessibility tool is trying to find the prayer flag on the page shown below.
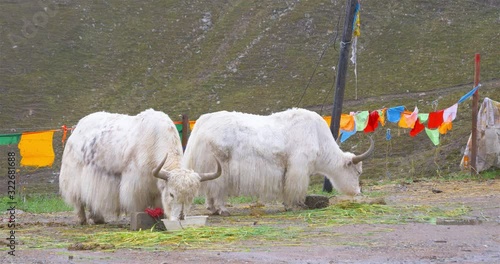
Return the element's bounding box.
[377,108,387,126]
[404,106,419,128]
[425,128,440,146]
[340,128,357,143]
[355,111,369,131]
[340,114,355,131]
[323,116,332,126]
[387,106,405,123]
[427,110,444,129]
[18,130,55,167]
[443,103,458,122]
[458,84,480,103]
[364,111,380,133]
[398,110,415,129]
[340,118,357,143]
[0,133,21,146]
[438,121,453,134]
[410,119,425,137]
[418,113,429,124]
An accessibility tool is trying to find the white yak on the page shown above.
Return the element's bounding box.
[59,109,221,224]
[182,108,374,216]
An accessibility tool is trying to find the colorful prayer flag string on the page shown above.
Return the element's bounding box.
[0,83,486,166]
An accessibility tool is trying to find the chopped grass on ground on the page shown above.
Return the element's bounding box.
[17,201,470,251]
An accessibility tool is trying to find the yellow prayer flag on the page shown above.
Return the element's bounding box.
[18,130,56,167]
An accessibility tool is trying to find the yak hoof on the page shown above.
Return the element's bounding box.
[88,218,105,225]
[210,209,230,216]
[219,210,230,217]
[79,219,87,225]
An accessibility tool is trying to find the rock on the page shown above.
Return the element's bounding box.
[130,212,164,231]
[436,217,482,225]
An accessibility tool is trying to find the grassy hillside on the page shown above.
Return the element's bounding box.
[0,0,499,186]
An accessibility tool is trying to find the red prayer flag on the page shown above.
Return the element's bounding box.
[410,119,425,137]
[364,111,380,133]
[427,110,444,129]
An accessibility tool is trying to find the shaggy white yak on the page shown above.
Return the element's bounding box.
[182,108,374,216]
[59,109,221,224]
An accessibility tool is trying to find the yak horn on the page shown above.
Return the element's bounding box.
[352,137,375,164]
[199,158,222,182]
[152,153,171,181]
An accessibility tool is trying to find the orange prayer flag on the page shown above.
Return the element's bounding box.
[398,110,414,128]
[61,125,68,144]
[18,130,56,167]
[323,116,332,126]
[377,108,387,126]
[189,120,196,131]
[340,114,355,131]
[438,121,453,134]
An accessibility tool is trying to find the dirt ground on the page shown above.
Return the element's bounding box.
[2,178,499,264]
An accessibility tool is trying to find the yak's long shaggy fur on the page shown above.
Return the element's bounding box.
[59,109,200,224]
[182,108,371,216]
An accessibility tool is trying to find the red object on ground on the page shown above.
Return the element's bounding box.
[145,207,164,219]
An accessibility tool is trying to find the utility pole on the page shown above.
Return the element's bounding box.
[323,0,358,192]
[181,114,189,151]
[470,53,480,175]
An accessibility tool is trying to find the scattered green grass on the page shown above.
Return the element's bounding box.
[193,197,205,205]
[307,183,340,197]
[228,196,256,204]
[481,169,500,180]
[0,194,72,213]
[193,195,256,205]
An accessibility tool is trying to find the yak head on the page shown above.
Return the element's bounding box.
[326,137,374,196]
[152,154,222,221]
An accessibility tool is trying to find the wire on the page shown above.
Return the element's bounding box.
[296,6,343,108]
[320,74,336,116]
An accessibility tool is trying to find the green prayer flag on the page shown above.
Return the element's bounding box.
[355,111,370,131]
[175,123,183,139]
[0,133,21,146]
[425,128,439,146]
[418,113,429,124]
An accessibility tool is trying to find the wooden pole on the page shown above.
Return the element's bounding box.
[470,53,480,175]
[181,114,189,151]
[323,0,358,192]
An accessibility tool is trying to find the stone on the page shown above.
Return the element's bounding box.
[130,212,164,231]
[436,217,482,225]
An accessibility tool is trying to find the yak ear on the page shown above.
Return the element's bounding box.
[199,157,222,182]
[152,153,171,181]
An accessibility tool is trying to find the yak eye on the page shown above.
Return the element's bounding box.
[169,193,174,198]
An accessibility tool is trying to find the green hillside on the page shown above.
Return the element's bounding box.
[1,0,499,185]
